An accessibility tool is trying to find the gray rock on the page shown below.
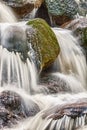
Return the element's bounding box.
[0,90,40,128]
[45,0,78,17]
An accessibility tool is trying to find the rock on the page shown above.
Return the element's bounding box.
[27,18,60,70]
[34,0,79,26]
[43,98,87,129]
[45,0,78,17]
[2,0,34,18]
[39,73,70,93]
[45,0,78,25]
[35,0,87,26]
[43,99,87,119]
[78,0,87,16]
[0,90,40,128]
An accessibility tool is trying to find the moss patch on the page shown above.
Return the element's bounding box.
[27,18,60,70]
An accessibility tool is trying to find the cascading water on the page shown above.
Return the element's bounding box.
[0,22,39,94]
[0,2,17,23]
[0,1,87,130]
[52,28,87,90]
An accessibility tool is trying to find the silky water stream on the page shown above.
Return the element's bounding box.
[0,1,87,130]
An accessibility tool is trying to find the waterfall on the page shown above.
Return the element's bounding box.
[0,2,87,130]
[0,45,38,93]
[0,22,39,94]
[52,28,87,90]
[0,2,17,23]
[1,27,87,130]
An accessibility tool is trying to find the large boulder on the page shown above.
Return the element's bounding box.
[45,0,78,17]
[27,18,60,70]
[34,0,79,26]
[46,0,79,26]
[0,90,40,128]
[34,0,87,26]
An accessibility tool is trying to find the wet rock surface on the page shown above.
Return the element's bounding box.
[39,74,70,93]
[43,98,87,119]
[0,90,40,128]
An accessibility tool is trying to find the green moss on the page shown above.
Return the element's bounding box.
[82,28,87,46]
[27,18,60,69]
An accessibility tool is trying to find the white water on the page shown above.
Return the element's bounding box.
[2,91,87,130]
[0,46,38,93]
[0,22,38,93]
[0,2,87,130]
[0,2,17,23]
[52,28,87,90]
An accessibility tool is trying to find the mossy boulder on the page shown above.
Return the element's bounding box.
[27,18,60,71]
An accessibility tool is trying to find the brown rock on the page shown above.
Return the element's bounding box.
[12,3,34,18]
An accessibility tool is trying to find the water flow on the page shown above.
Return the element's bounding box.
[0,2,17,23]
[2,92,87,130]
[52,28,87,90]
[0,2,87,130]
[0,46,38,93]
